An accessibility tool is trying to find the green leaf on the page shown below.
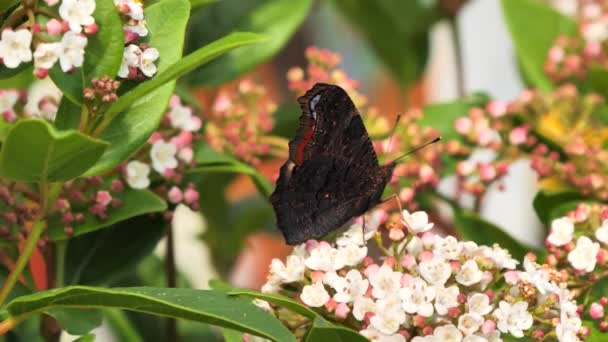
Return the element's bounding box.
[0,119,108,182]
[453,209,533,260]
[0,0,20,12]
[47,188,167,240]
[55,97,83,130]
[228,289,319,319]
[50,0,124,104]
[186,0,311,85]
[0,64,29,80]
[193,143,272,197]
[64,214,166,285]
[47,309,102,335]
[587,66,608,98]
[103,309,144,342]
[6,286,296,342]
[501,0,577,90]
[73,334,96,342]
[223,328,243,342]
[190,0,218,9]
[420,93,489,142]
[303,317,368,342]
[332,0,438,88]
[83,0,191,176]
[0,66,33,88]
[532,189,583,225]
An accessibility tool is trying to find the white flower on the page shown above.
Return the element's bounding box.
[33,43,60,69]
[330,269,368,303]
[370,297,406,335]
[261,278,280,294]
[58,31,87,71]
[0,29,32,68]
[353,296,375,321]
[300,282,329,307]
[0,90,19,114]
[336,213,381,247]
[406,236,423,256]
[402,210,434,233]
[556,315,582,342]
[419,256,451,286]
[269,255,304,284]
[493,301,533,338]
[567,236,600,272]
[125,160,151,189]
[467,293,493,316]
[458,313,483,336]
[462,335,487,342]
[304,243,345,272]
[369,265,402,299]
[460,241,480,258]
[549,0,578,17]
[339,243,367,266]
[139,47,159,77]
[433,235,462,260]
[118,44,141,78]
[24,78,62,121]
[547,218,574,246]
[434,285,460,315]
[583,20,608,42]
[126,20,148,37]
[596,219,608,244]
[150,140,178,173]
[412,337,439,342]
[59,0,96,33]
[169,104,199,131]
[432,324,463,341]
[520,257,556,295]
[481,245,518,269]
[115,0,144,20]
[399,277,435,317]
[456,260,483,286]
[360,326,406,342]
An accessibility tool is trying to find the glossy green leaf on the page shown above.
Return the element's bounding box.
[501,0,577,90]
[0,0,20,12]
[6,286,296,342]
[453,209,533,260]
[186,0,311,85]
[0,119,108,182]
[103,309,144,342]
[532,189,583,225]
[50,0,123,104]
[73,334,96,342]
[54,97,83,130]
[83,0,191,176]
[190,0,218,8]
[47,309,102,335]
[420,93,489,142]
[0,66,33,88]
[303,317,368,342]
[587,66,608,98]
[193,143,272,197]
[47,188,166,240]
[332,0,438,88]
[228,289,319,319]
[64,214,166,285]
[223,328,243,342]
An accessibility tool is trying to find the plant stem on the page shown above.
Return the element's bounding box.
[165,224,178,342]
[54,240,67,288]
[0,219,44,305]
[448,16,466,98]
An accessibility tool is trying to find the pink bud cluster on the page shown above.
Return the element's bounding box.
[260,209,584,341]
[205,80,276,166]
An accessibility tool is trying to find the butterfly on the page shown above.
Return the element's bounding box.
[270,83,397,245]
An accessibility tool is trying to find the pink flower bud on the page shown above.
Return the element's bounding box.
[419,165,435,183]
[449,260,461,273]
[183,187,199,204]
[167,186,183,203]
[509,126,528,145]
[486,101,506,118]
[96,191,112,206]
[455,117,472,134]
[2,109,16,123]
[447,307,461,318]
[456,161,474,177]
[31,24,41,34]
[418,251,434,262]
[335,303,350,319]
[548,46,565,62]
[477,129,494,146]
[311,271,324,283]
[384,256,397,267]
[84,23,98,35]
[171,131,193,149]
[421,232,435,247]
[532,329,545,339]
[421,325,433,335]
[600,321,608,332]
[363,264,379,277]
[55,198,71,211]
[504,271,520,285]
[400,273,413,286]
[591,303,605,319]
[401,254,416,269]
[478,164,496,181]
[46,19,63,35]
[413,315,426,328]
[481,319,496,334]
[110,179,124,193]
[64,226,73,236]
[389,228,405,241]
[34,68,49,79]
[598,249,608,265]
[399,187,414,203]
[585,41,601,57]
[148,132,163,144]
[324,298,337,312]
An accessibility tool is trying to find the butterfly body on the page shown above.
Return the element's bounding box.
[270,83,395,245]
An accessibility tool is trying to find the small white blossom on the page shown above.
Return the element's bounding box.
[583,20,608,42]
[467,293,493,316]
[126,20,148,37]
[118,44,141,78]
[269,255,304,284]
[0,29,32,68]
[169,104,198,131]
[481,245,518,269]
[556,315,582,342]
[568,236,600,272]
[115,0,144,20]
[150,140,178,173]
[304,243,345,272]
[0,90,19,114]
[24,78,62,120]
[462,335,486,342]
[406,236,424,256]
[493,301,533,338]
[432,324,463,341]
[139,47,159,77]
[520,257,556,295]
[125,160,151,189]
[402,210,434,233]
[261,278,280,294]
[458,313,483,336]
[434,285,460,315]
[433,235,462,260]
[59,0,96,33]
[330,269,368,303]
[300,281,329,307]
[547,217,574,246]
[370,297,406,335]
[399,277,435,317]
[34,43,60,69]
[369,265,402,299]
[339,244,367,266]
[596,219,608,244]
[419,256,451,286]
[59,31,87,72]
[353,296,375,321]
[336,213,381,246]
[360,326,406,342]
[456,260,483,286]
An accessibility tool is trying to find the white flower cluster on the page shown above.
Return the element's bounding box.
[0,0,95,74]
[262,210,583,342]
[0,79,62,123]
[114,0,159,79]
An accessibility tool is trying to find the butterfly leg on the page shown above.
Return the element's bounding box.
[361,215,366,245]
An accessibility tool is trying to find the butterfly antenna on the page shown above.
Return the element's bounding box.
[390,136,442,164]
[383,114,401,162]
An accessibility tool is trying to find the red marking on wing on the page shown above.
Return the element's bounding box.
[295,122,316,165]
